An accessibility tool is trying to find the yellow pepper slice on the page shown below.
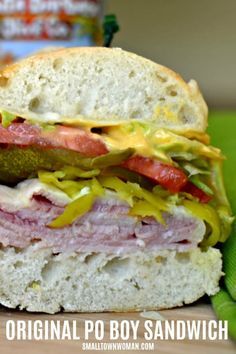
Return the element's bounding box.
[183,200,220,247]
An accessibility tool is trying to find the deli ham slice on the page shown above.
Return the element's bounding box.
[0,123,108,157]
[0,179,206,254]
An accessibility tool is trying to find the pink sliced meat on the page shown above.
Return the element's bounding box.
[0,123,108,157]
[0,195,205,254]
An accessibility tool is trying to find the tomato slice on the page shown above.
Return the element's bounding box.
[0,123,108,157]
[182,182,212,203]
[41,125,108,156]
[0,123,213,203]
[122,155,188,193]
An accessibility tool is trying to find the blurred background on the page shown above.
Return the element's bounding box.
[105,0,236,109]
[0,0,235,108]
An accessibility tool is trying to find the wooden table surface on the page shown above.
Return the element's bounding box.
[0,303,235,354]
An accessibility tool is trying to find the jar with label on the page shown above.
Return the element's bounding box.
[0,0,102,67]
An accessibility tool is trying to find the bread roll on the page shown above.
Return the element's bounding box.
[0,47,207,132]
[0,245,221,314]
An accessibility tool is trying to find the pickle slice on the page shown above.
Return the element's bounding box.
[0,146,134,185]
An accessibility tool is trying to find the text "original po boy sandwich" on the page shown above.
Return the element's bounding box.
[0,47,233,313]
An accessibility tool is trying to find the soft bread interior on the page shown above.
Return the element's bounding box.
[0,245,221,313]
[0,47,207,132]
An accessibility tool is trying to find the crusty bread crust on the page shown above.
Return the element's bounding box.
[0,47,208,132]
[0,245,221,313]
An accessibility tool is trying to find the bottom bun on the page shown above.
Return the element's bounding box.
[0,246,222,314]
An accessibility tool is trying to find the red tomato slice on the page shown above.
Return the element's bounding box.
[182,182,212,203]
[0,123,108,157]
[122,155,188,193]
[41,125,108,156]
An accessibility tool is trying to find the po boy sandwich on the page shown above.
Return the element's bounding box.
[0,47,233,313]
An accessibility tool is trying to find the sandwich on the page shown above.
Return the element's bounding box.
[0,47,233,313]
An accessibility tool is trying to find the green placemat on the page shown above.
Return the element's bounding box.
[208,111,236,211]
[208,111,236,340]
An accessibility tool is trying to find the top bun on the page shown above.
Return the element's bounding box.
[0,47,208,132]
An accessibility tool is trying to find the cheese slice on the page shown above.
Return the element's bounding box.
[0,179,71,212]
